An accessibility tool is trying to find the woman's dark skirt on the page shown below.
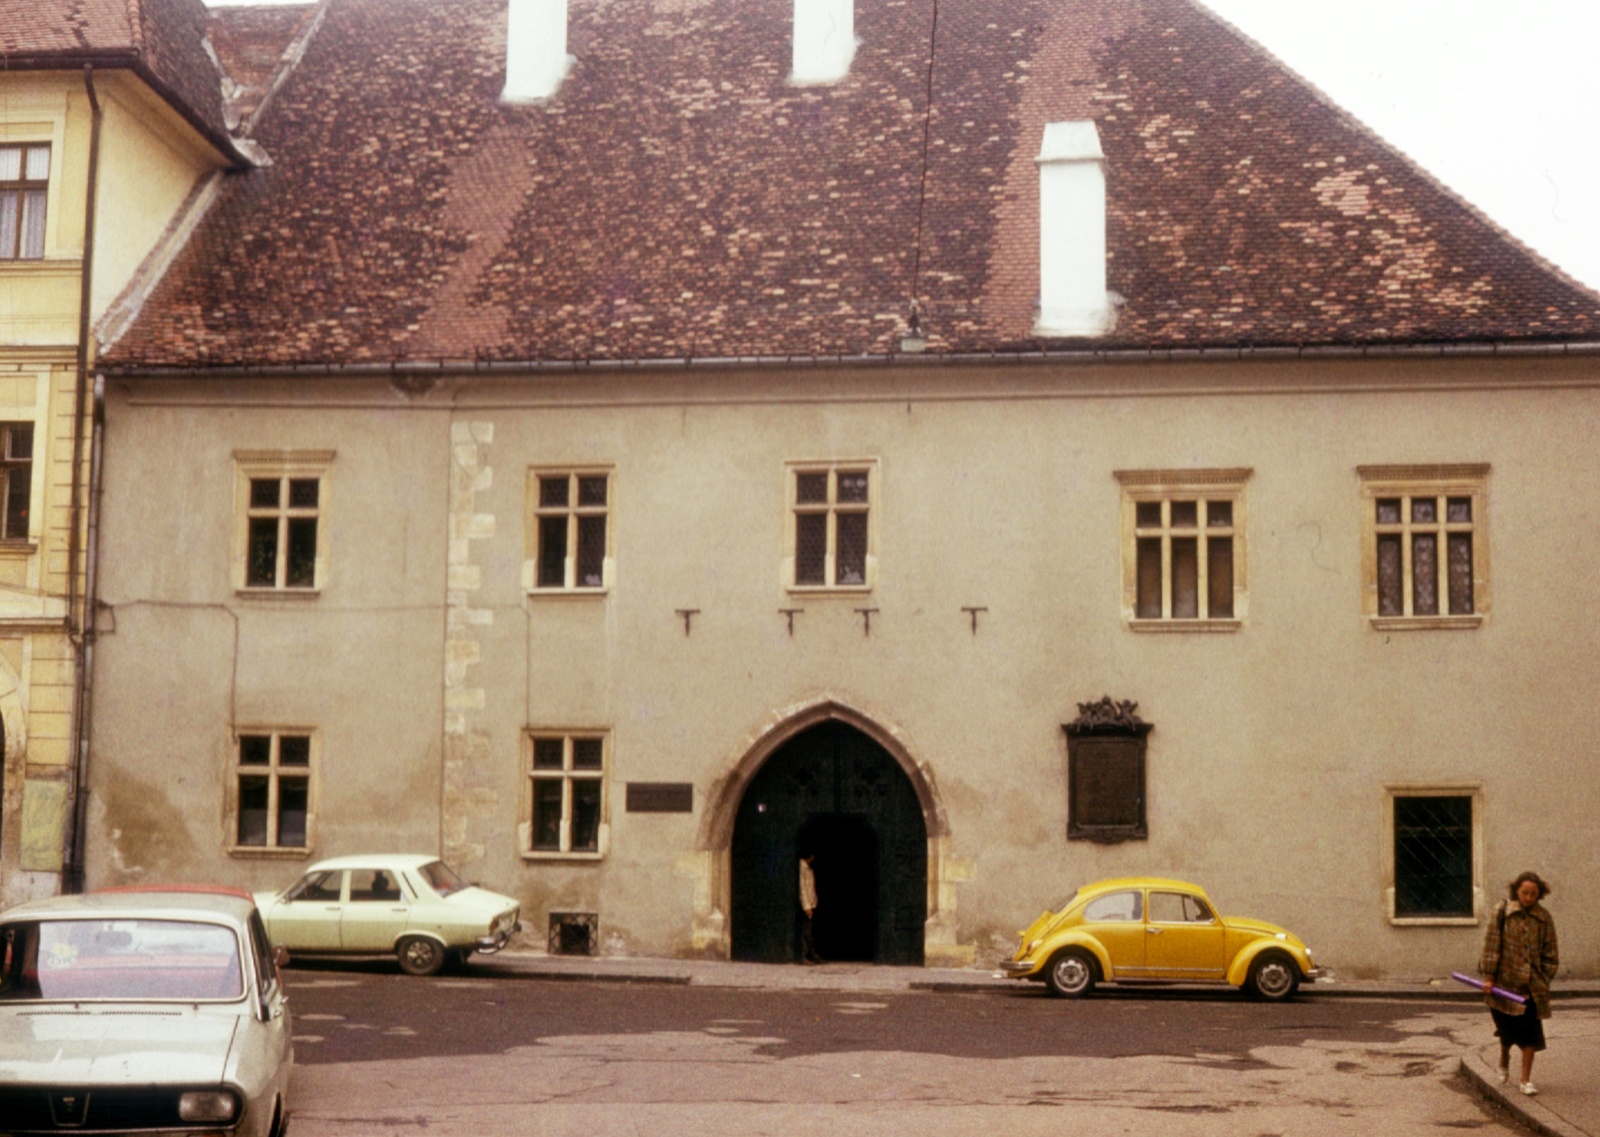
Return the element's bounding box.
[1490,1007,1546,1051]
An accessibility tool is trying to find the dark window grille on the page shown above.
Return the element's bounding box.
[1394,795,1473,917]
[548,911,597,956]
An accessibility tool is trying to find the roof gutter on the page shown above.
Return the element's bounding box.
[97,338,1600,381]
[63,66,104,894]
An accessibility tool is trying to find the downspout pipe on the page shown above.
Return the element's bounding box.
[63,66,103,893]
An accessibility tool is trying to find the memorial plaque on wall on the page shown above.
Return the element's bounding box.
[626,782,694,813]
[1071,739,1143,829]
[1063,697,1151,843]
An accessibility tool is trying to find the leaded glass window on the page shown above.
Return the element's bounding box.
[529,732,607,855]
[235,731,312,849]
[532,471,609,590]
[790,464,874,588]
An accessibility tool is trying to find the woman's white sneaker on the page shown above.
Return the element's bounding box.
[1520,1082,1538,1096]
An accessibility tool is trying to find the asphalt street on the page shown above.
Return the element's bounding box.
[283,964,1525,1136]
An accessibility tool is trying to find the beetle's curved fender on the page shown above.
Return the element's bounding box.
[1225,938,1308,987]
[1037,933,1116,981]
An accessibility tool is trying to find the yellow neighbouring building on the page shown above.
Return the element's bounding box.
[0,0,255,905]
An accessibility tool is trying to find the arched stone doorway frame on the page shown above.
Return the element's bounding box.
[691,697,971,966]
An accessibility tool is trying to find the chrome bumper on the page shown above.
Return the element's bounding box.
[998,959,1036,976]
[475,920,522,955]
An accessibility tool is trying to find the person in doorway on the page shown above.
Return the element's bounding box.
[798,851,823,964]
[1479,871,1559,1096]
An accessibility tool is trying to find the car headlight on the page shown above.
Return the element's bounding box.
[178,1091,239,1123]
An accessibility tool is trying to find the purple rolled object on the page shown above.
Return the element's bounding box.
[1451,971,1528,1004]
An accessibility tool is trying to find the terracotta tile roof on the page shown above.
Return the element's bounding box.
[102,0,1600,370]
[0,0,240,160]
[206,4,321,133]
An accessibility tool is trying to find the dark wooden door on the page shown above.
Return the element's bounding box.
[730,722,926,964]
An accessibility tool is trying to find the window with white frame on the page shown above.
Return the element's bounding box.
[1114,469,1250,628]
[787,462,876,589]
[0,422,33,540]
[528,732,606,856]
[234,451,332,593]
[1384,784,1482,924]
[0,144,49,261]
[1359,465,1488,628]
[529,470,610,591]
[234,731,313,851]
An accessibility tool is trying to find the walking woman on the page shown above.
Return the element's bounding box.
[1479,871,1559,1095]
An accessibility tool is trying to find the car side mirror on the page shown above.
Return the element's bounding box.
[273,945,291,976]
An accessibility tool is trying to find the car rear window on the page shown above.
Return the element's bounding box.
[417,860,467,897]
[0,919,244,1002]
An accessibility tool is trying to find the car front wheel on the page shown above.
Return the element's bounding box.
[1044,949,1097,998]
[397,936,446,976]
[1245,952,1300,1001]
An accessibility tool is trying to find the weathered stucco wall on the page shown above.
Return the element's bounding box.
[87,353,1600,978]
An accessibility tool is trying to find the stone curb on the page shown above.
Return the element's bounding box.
[460,956,1600,1000]
[1459,1047,1589,1137]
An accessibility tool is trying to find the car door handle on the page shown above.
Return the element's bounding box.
[1146,926,1163,934]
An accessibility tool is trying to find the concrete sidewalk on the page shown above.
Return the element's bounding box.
[456,952,1600,1134]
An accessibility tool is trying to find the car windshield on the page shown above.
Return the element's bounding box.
[0,919,244,1002]
[417,860,467,897]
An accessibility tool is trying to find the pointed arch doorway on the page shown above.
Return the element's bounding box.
[729,720,927,965]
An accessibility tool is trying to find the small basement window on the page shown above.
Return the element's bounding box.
[548,911,597,956]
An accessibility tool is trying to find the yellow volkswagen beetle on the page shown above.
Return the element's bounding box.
[1000,877,1320,1000]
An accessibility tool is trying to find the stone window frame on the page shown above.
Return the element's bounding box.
[1381,782,1483,926]
[524,467,614,595]
[783,458,879,593]
[522,729,610,861]
[232,450,334,598]
[1358,464,1489,631]
[227,727,319,859]
[0,141,51,261]
[1113,468,1251,632]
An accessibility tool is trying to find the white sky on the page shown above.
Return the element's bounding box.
[204,0,1600,294]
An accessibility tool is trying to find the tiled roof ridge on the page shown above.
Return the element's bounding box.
[125,0,145,52]
[1177,0,1600,306]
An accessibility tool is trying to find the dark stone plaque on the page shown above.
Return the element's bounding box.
[1063,697,1151,843]
[626,782,694,813]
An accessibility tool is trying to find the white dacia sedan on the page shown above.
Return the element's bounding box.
[0,887,293,1136]
[255,854,522,976]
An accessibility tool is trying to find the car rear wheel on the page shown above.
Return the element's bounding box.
[1245,952,1300,1001]
[1044,949,1097,998]
[397,936,446,976]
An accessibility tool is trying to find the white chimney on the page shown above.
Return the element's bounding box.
[502,0,573,103]
[791,0,855,85]
[1034,121,1113,337]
